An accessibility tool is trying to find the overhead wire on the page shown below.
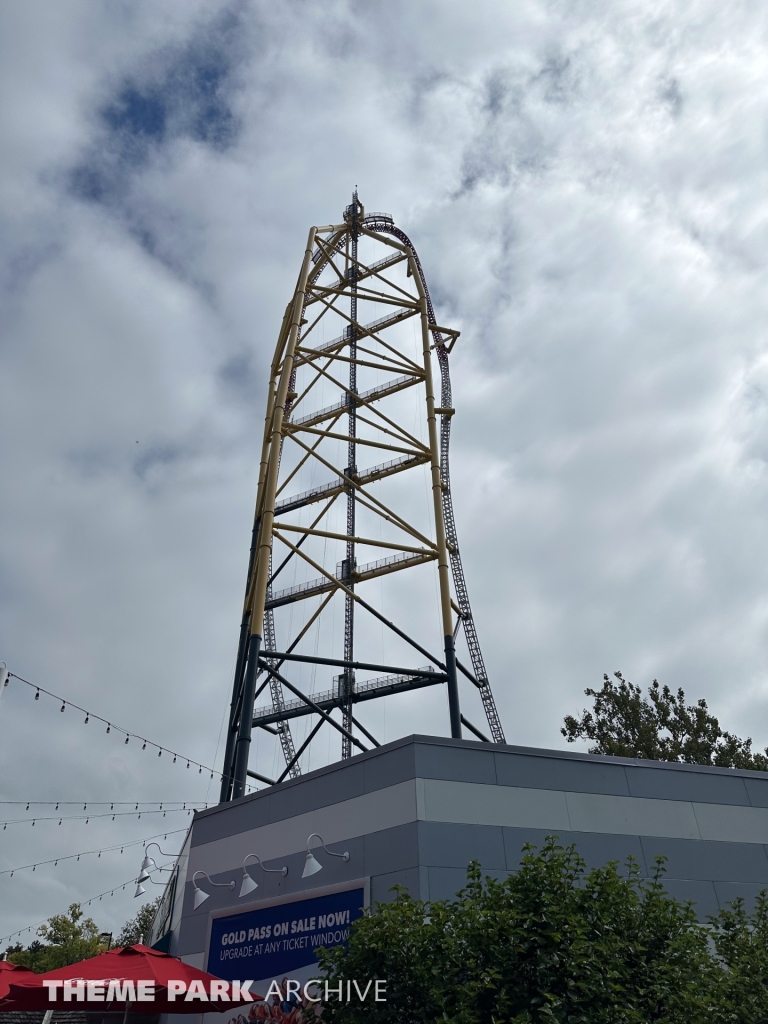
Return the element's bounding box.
[2,670,256,787]
[0,872,160,946]
[0,801,199,809]
[0,827,188,878]
[0,806,207,828]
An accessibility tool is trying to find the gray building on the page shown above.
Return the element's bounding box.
[151,733,768,975]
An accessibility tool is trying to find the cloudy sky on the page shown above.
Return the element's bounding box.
[3,0,768,942]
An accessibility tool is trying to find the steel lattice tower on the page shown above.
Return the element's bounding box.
[220,198,505,802]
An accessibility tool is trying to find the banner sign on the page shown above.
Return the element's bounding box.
[207,885,366,989]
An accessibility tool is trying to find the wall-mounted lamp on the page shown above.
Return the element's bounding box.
[239,854,288,898]
[192,870,235,910]
[137,843,176,884]
[134,875,167,899]
[302,834,349,878]
[134,842,176,898]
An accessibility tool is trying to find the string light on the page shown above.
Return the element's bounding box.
[0,827,187,879]
[0,805,208,827]
[0,801,199,808]
[3,670,225,781]
[1,873,155,945]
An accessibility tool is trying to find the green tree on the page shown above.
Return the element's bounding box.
[116,896,162,947]
[562,671,768,770]
[7,904,106,972]
[709,894,768,1022]
[317,838,719,1023]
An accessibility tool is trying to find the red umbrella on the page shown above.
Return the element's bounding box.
[0,961,38,1004]
[0,944,262,1014]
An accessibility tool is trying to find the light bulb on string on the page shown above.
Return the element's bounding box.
[60,703,65,712]
[35,690,39,700]
[84,715,89,724]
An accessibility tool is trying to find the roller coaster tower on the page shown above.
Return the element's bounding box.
[219,197,505,802]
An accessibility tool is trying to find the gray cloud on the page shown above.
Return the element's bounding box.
[3,0,768,940]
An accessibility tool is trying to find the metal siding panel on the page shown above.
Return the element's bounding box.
[639,837,768,883]
[363,821,420,875]
[417,821,507,870]
[269,762,366,821]
[501,827,648,874]
[565,792,700,839]
[660,880,720,919]
[371,867,421,904]
[560,830,648,875]
[692,802,768,844]
[625,766,750,805]
[173,912,209,956]
[414,742,497,784]
[179,953,205,969]
[495,753,629,796]
[191,795,272,847]
[744,777,768,808]
[502,827,555,868]
[427,866,470,902]
[426,867,512,900]
[364,744,416,793]
[421,779,570,830]
[714,880,768,913]
[188,780,418,875]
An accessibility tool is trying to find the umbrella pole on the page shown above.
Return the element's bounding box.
[122,1000,132,1024]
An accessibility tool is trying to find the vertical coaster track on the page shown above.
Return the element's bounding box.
[363,216,506,745]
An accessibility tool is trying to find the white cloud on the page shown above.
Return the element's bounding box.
[3,0,768,938]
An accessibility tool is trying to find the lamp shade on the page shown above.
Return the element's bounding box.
[140,854,158,874]
[193,886,210,910]
[239,873,258,898]
[134,883,146,899]
[302,851,322,878]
